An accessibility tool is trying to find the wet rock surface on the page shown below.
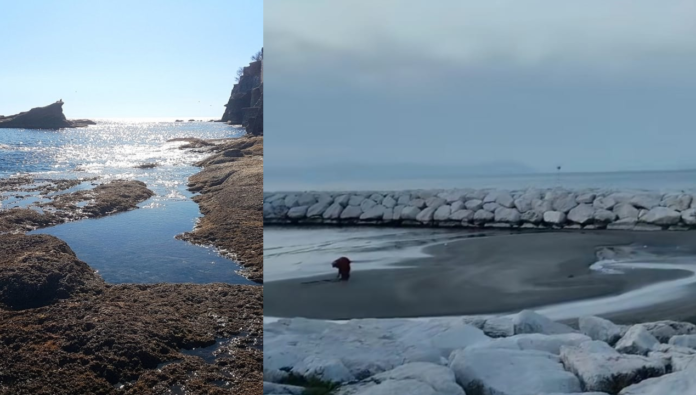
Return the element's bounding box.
[0,234,262,395]
[177,136,263,283]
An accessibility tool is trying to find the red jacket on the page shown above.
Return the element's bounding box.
[332,257,351,275]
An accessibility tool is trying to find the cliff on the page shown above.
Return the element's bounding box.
[222,50,263,135]
[0,100,95,129]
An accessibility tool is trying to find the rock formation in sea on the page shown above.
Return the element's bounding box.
[0,100,95,129]
[221,49,263,136]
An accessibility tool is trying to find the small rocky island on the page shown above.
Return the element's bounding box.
[0,100,95,129]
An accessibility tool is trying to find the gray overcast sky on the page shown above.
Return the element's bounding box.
[265,0,696,185]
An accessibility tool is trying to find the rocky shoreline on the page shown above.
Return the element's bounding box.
[264,187,696,231]
[176,135,264,283]
[264,311,696,395]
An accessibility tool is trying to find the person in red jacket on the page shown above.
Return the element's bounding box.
[332,257,351,281]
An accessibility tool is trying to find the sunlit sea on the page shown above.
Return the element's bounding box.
[0,119,256,285]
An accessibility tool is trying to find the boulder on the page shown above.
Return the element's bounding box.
[425,197,446,209]
[616,325,660,355]
[607,218,637,230]
[335,194,351,207]
[579,316,623,345]
[514,196,534,212]
[360,199,377,213]
[292,356,354,383]
[662,194,692,211]
[608,192,634,204]
[473,209,494,223]
[630,194,662,210]
[614,203,639,220]
[681,208,696,225]
[360,205,386,220]
[369,194,384,204]
[668,335,696,349]
[433,205,451,221]
[533,199,554,214]
[400,206,421,221]
[382,208,394,221]
[577,193,597,204]
[416,207,437,223]
[307,201,331,218]
[284,194,299,208]
[495,207,521,224]
[496,192,515,208]
[298,193,317,207]
[594,196,617,210]
[449,348,582,395]
[560,340,666,394]
[334,362,465,395]
[640,207,681,226]
[594,209,617,224]
[392,205,405,221]
[512,310,576,335]
[409,199,426,209]
[467,190,488,200]
[349,195,366,206]
[287,206,308,219]
[397,194,411,206]
[544,211,566,225]
[340,205,363,219]
[263,382,304,395]
[450,209,474,222]
[265,193,285,203]
[450,200,466,213]
[642,321,696,343]
[567,204,595,225]
[382,196,397,208]
[618,367,696,394]
[483,202,500,212]
[482,316,515,338]
[465,199,483,211]
[521,210,544,224]
[323,203,344,219]
[648,344,696,372]
[553,193,578,213]
[468,333,592,355]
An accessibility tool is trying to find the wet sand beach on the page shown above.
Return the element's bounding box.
[264,230,696,321]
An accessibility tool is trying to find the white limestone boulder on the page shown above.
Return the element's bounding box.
[630,194,662,210]
[382,195,397,208]
[514,195,534,212]
[307,201,331,218]
[495,207,521,223]
[577,193,597,204]
[397,194,411,206]
[594,209,617,224]
[614,203,640,219]
[450,209,474,222]
[495,192,515,208]
[642,321,696,342]
[400,206,421,221]
[594,196,617,210]
[335,362,465,395]
[360,205,386,220]
[449,348,582,395]
[560,340,666,394]
[608,192,634,204]
[662,193,692,211]
[360,199,377,213]
[298,193,318,207]
[521,210,544,224]
[292,356,355,383]
[681,208,696,225]
[640,207,681,225]
[544,211,566,225]
[618,367,696,394]
[533,199,554,214]
[579,316,623,345]
[669,335,696,349]
[369,193,384,204]
[323,203,344,219]
[392,205,405,220]
[335,194,351,207]
[482,316,515,338]
[416,207,437,223]
[340,205,363,219]
[349,195,366,206]
[450,200,465,213]
[648,343,696,372]
[553,193,578,213]
[473,209,494,223]
[465,199,483,211]
[482,202,500,212]
[512,310,576,335]
[467,333,592,355]
[616,325,660,355]
[433,205,451,221]
[409,198,426,209]
[382,208,394,221]
[284,194,300,208]
[287,206,308,219]
[567,204,595,225]
[425,197,446,209]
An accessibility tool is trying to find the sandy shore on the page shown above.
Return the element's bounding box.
[176,136,264,283]
[264,230,696,321]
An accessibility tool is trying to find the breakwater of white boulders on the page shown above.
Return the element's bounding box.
[263,188,696,231]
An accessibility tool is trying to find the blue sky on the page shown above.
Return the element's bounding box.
[0,0,262,118]
[265,0,696,185]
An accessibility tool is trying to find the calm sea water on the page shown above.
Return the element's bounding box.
[0,119,255,285]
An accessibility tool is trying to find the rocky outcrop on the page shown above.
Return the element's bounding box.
[264,187,696,231]
[0,100,95,129]
[222,49,263,136]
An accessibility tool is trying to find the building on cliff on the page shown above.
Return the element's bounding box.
[222,49,263,136]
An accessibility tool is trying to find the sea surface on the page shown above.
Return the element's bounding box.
[0,119,255,285]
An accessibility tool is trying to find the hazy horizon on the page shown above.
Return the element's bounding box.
[0,0,262,118]
[265,0,696,184]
